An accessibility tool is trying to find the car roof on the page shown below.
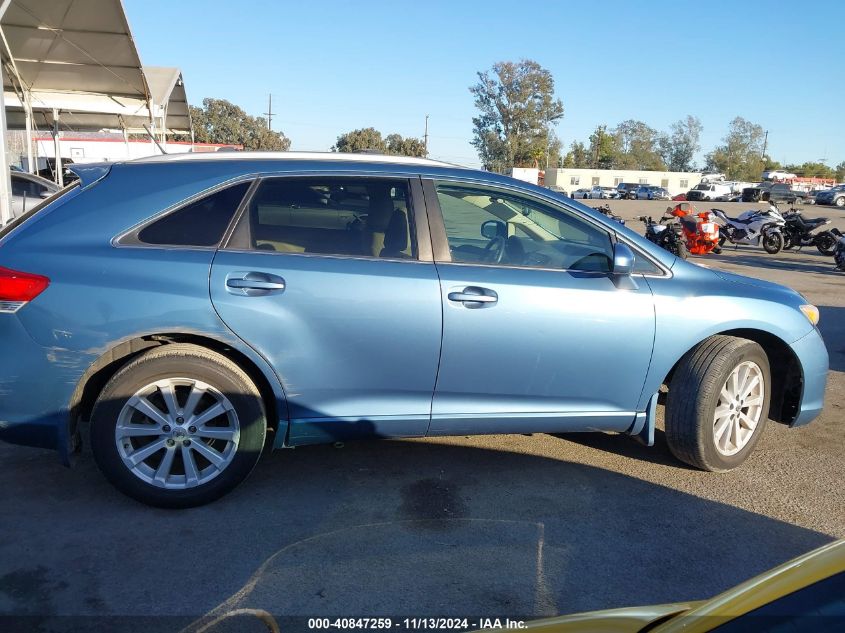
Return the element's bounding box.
[128,151,459,169]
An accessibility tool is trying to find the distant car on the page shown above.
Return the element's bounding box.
[10,171,60,219]
[36,158,79,186]
[616,183,641,199]
[589,186,617,199]
[637,186,671,200]
[763,170,797,181]
[570,188,591,199]
[814,185,845,207]
[687,183,733,201]
[742,183,810,204]
[671,193,687,201]
[546,185,568,196]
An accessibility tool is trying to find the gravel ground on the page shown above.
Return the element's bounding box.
[0,199,842,632]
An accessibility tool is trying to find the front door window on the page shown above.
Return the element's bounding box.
[434,183,614,272]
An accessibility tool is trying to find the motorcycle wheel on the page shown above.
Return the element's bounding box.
[815,232,837,256]
[712,246,722,255]
[762,231,784,254]
[675,240,689,260]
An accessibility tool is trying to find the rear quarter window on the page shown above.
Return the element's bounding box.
[130,181,252,247]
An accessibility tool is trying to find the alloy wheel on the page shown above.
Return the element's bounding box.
[712,361,765,456]
[114,378,240,489]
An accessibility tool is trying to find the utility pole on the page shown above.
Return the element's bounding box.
[264,94,273,131]
[761,130,768,161]
[423,114,429,155]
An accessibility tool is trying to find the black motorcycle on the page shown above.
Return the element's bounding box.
[835,233,845,271]
[637,215,688,260]
[782,208,840,255]
[595,204,625,225]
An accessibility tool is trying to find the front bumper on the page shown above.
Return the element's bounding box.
[789,328,829,427]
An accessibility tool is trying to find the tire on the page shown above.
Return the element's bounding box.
[665,336,770,472]
[815,231,837,256]
[675,239,689,260]
[712,246,722,255]
[762,230,784,254]
[836,197,845,208]
[90,344,267,508]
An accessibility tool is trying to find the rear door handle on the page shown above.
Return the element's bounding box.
[225,272,286,296]
[447,287,498,308]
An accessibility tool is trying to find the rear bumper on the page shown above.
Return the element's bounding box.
[789,328,829,427]
[0,314,85,463]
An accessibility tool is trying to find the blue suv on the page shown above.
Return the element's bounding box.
[0,154,828,507]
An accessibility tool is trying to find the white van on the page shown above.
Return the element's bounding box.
[686,182,733,201]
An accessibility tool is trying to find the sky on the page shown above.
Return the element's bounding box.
[123,0,845,170]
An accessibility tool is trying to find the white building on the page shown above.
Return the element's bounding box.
[545,168,702,196]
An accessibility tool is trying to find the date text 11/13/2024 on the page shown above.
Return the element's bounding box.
[306,617,527,630]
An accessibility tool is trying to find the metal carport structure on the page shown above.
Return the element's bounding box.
[0,0,192,224]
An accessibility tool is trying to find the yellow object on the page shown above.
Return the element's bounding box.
[800,304,820,326]
[498,539,845,633]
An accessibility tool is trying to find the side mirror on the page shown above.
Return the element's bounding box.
[481,219,505,240]
[612,242,636,276]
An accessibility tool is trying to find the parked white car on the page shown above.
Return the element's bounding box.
[570,188,591,199]
[762,170,797,181]
[686,182,733,202]
[11,171,60,218]
[589,186,617,199]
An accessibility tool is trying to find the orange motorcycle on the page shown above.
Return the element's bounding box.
[666,202,722,255]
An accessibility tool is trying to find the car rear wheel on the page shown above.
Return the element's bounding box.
[665,336,770,471]
[90,344,267,508]
[836,197,845,208]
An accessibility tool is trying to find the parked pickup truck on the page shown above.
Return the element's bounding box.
[742,183,811,204]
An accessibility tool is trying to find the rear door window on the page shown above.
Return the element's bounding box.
[226,177,416,260]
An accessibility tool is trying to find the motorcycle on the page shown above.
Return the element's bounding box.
[781,207,840,255]
[666,203,722,255]
[595,204,625,225]
[711,203,786,254]
[637,214,688,260]
[835,233,845,272]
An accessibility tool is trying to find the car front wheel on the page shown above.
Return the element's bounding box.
[665,336,770,472]
[90,343,267,508]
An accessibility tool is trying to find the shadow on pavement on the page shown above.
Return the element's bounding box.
[0,438,834,632]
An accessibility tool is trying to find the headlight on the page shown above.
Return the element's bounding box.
[800,304,820,326]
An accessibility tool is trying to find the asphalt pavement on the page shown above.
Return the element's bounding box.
[0,199,843,632]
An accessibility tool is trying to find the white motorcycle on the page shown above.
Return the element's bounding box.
[711,203,787,254]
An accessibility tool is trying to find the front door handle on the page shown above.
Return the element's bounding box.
[225,272,286,296]
[447,287,498,308]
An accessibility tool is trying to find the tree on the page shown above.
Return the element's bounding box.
[658,115,702,172]
[331,128,427,157]
[562,141,590,168]
[782,162,834,179]
[612,119,666,170]
[470,59,564,170]
[332,127,387,153]
[385,133,428,157]
[190,98,291,150]
[588,125,619,168]
[836,161,845,183]
[705,117,766,181]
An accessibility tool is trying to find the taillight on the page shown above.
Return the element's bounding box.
[0,266,50,311]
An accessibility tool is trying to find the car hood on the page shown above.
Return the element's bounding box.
[710,268,797,295]
[513,601,701,632]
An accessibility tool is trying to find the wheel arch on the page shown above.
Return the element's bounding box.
[660,328,802,425]
[69,332,289,455]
